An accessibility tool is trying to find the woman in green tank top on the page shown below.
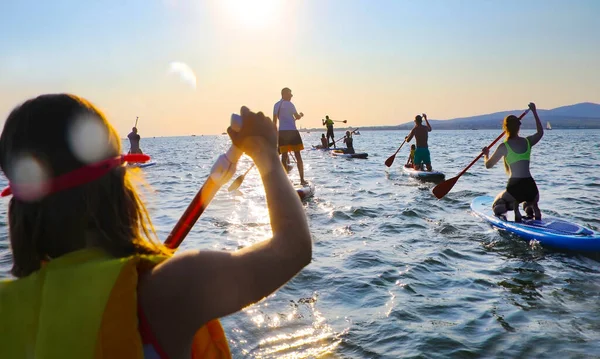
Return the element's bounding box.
[482,103,544,222]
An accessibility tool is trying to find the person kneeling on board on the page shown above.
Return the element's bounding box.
[340,130,355,154]
[0,94,312,359]
[482,102,543,222]
[405,144,416,168]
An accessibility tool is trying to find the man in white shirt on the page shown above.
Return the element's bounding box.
[273,87,307,185]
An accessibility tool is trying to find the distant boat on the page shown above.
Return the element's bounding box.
[221,132,227,135]
[546,122,552,130]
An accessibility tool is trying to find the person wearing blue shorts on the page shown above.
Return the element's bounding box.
[405,113,433,171]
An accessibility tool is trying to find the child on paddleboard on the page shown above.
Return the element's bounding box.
[405,144,416,168]
[0,94,312,358]
[482,102,543,222]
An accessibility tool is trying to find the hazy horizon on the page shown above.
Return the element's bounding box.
[2,0,599,136]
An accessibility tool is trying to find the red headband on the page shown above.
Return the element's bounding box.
[0,154,151,199]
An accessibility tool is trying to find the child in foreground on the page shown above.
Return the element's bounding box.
[0,94,312,358]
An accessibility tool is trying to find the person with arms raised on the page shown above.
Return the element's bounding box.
[0,94,312,359]
[482,102,543,222]
[405,113,433,171]
[128,126,143,154]
[273,87,308,185]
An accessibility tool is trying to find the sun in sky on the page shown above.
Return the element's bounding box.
[216,0,283,30]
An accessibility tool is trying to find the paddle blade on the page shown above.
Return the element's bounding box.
[343,120,347,123]
[432,176,459,199]
[384,154,396,167]
[227,175,245,192]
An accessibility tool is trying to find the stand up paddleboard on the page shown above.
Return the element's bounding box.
[312,145,335,151]
[295,182,315,200]
[331,150,368,159]
[403,165,445,181]
[471,195,600,252]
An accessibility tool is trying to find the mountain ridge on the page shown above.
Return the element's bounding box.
[300,102,600,131]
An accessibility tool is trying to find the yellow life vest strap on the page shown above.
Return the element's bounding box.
[0,248,231,359]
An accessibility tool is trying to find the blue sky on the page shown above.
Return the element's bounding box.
[1,0,599,135]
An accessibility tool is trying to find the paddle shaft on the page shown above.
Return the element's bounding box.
[384,130,411,167]
[135,117,138,127]
[164,115,243,249]
[164,177,218,249]
[333,128,359,144]
[241,163,254,177]
[455,109,530,178]
[393,138,407,156]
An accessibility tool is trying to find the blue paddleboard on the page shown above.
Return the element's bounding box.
[128,162,156,168]
[471,195,600,252]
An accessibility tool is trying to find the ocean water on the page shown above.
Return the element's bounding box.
[1,129,599,358]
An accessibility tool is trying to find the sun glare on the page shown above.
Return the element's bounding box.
[219,0,281,29]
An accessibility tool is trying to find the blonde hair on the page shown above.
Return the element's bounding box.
[502,115,521,173]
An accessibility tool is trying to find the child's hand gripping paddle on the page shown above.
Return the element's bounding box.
[164,114,243,249]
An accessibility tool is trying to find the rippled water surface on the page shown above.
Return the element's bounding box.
[1,129,600,358]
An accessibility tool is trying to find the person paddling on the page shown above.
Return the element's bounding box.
[273,87,308,185]
[0,94,312,358]
[127,126,143,154]
[404,113,433,171]
[482,102,543,222]
[342,130,355,154]
[322,115,336,148]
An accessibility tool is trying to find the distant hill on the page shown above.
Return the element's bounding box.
[300,102,600,132]
[395,102,600,130]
